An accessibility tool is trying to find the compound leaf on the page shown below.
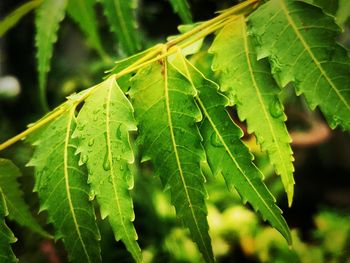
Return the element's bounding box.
[249,0,350,131]
[27,108,101,263]
[35,0,68,111]
[171,53,291,244]
[0,184,17,263]
[100,0,141,55]
[210,17,295,206]
[0,158,51,238]
[74,77,141,262]
[169,0,193,24]
[130,60,214,262]
[67,0,107,59]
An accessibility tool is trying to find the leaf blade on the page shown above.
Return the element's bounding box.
[130,61,214,262]
[210,17,295,205]
[0,158,51,238]
[74,77,141,262]
[0,187,17,263]
[0,0,42,37]
[171,53,291,244]
[249,0,350,131]
[27,108,101,263]
[169,0,193,24]
[100,0,141,55]
[35,0,68,111]
[67,0,107,59]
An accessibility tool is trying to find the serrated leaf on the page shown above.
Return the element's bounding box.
[0,0,42,37]
[210,17,295,206]
[171,53,291,244]
[27,108,101,263]
[130,61,214,262]
[0,158,51,238]
[35,0,68,111]
[67,0,107,59]
[73,77,141,262]
[100,0,141,55]
[169,0,193,24]
[249,0,350,131]
[0,189,17,263]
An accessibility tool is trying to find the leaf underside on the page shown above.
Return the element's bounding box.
[171,53,291,244]
[0,186,17,263]
[74,77,141,262]
[27,109,101,263]
[0,158,51,238]
[100,0,141,55]
[210,16,295,206]
[249,0,350,131]
[130,61,214,262]
[35,0,68,110]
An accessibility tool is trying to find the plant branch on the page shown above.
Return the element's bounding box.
[0,0,259,152]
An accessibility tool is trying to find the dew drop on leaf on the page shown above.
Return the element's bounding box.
[81,154,89,164]
[269,99,283,118]
[103,152,111,171]
[210,132,223,147]
[116,124,122,140]
[88,138,95,146]
[89,189,95,201]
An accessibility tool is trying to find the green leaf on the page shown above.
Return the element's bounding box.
[336,0,350,26]
[0,158,51,238]
[169,0,193,24]
[100,0,141,55]
[130,61,214,262]
[171,53,291,245]
[249,0,350,131]
[27,108,101,263]
[35,0,68,111]
[301,0,338,15]
[0,0,42,37]
[210,17,295,206]
[0,189,17,263]
[67,0,107,59]
[73,77,141,262]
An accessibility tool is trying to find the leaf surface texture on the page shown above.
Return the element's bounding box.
[27,108,101,263]
[210,17,294,205]
[249,0,350,130]
[171,54,291,244]
[130,60,214,262]
[74,77,141,262]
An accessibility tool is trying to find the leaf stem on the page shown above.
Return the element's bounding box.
[0,0,259,152]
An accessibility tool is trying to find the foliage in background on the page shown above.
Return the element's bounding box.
[0,0,350,262]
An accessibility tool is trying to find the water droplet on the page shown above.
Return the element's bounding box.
[77,124,85,131]
[81,154,88,164]
[269,99,284,118]
[116,124,122,140]
[210,132,223,147]
[103,152,111,171]
[88,190,95,201]
[88,138,95,146]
